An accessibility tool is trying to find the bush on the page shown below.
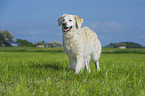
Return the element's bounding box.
[16,39,34,47]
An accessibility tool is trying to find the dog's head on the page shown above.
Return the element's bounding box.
[58,14,83,32]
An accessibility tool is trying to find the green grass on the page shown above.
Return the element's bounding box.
[103,48,145,54]
[0,47,63,52]
[0,47,145,54]
[0,48,145,96]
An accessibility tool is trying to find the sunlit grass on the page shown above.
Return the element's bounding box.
[0,48,145,95]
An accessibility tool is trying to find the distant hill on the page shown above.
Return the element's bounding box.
[105,42,143,48]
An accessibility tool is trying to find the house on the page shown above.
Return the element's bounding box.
[35,42,45,47]
[46,41,62,47]
[117,43,126,49]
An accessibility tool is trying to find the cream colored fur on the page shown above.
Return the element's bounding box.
[58,14,101,73]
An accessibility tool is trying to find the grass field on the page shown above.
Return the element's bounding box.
[0,47,145,96]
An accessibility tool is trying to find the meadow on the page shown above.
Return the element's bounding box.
[0,47,145,96]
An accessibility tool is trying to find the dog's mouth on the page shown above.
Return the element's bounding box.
[63,26,72,32]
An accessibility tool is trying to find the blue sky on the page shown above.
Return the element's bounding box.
[0,0,145,46]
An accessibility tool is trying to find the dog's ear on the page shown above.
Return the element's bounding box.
[57,14,67,26]
[75,15,83,29]
[58,16,63,26]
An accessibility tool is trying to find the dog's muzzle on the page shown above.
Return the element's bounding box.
[63,26,72,32]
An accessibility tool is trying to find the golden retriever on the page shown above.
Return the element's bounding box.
[58,14,101,73]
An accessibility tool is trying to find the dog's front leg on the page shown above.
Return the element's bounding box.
[69,56,76,70]
[75,55,84,73]
[85,56,91,72]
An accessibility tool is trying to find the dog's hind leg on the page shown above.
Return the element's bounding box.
[92,52,101,71]
[95,60,100,71]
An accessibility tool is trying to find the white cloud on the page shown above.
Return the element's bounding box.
[29,30,38,34]
[138,35,145,39]
[137,24,145,30]
[84,21,124,33]
[19,30,39,35]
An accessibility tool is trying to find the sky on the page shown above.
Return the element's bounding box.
[0,0,145,46]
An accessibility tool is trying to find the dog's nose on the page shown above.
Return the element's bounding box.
[62,23,67,26]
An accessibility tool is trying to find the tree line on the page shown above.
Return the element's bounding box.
[0,30,62,47]
[0,30,144,48]
[105,42,144,48]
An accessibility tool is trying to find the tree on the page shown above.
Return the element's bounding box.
[0,30,14,47]
[120,42,143,48]
[105,42,143,48]
[105,42,117,48]
[16,39,34,47]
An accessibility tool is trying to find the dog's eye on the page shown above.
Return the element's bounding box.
[69,19,72,22]
[63,19,65,21]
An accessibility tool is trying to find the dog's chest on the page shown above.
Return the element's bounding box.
[63,34,82,55]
